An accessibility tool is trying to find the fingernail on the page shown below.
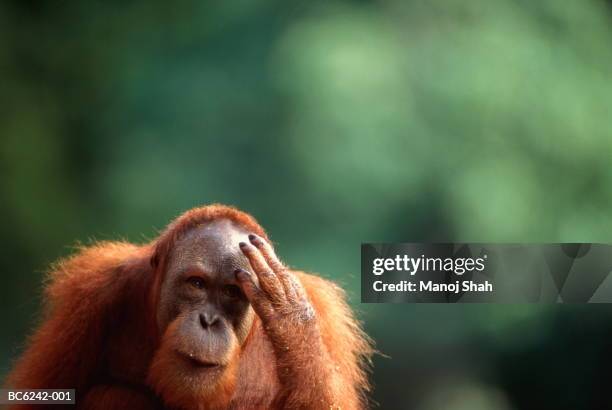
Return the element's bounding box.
[239,242,248,249]
[249,234,263,245]
[235,269,249,280]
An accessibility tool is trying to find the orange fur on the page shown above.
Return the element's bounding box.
[5,205,372,409]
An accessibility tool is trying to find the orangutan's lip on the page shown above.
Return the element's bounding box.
[177,352,222,369]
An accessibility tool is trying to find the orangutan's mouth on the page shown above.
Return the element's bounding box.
[177,351,223,369]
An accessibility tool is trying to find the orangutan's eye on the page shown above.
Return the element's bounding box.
[187,276,205,290]
[222,285,243,299]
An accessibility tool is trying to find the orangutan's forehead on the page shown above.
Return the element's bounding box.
[183,218,249,242]
[168,219,251,278]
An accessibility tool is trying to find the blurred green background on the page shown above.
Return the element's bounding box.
[2,0,612,409]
